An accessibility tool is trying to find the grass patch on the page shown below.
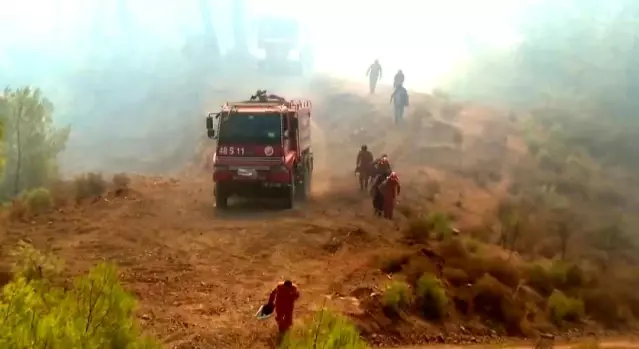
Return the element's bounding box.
[382,281,413,314]
[416,273,449,320]
[548,290,584,325]
[281,310,368,349]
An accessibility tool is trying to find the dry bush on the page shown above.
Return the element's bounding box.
[377,253,410,274]
[471,274,526,335]
[571,339,601,349]
[424,179,441,201]
[403,256,438,286]
[7,198,28,221]
[465,224,494,243]
[525,264,554,297]
[403,216,431,243]
[48,180,74,207]
[442,267,469,287]
[547,290,584,325]
[441,103,463,121]
[463,162,503,188]
[416,273,449,320]
[396,203,416,218]
[582,289,627,327]
[112,173,131,195]
[382,281,413,315]
[74,172,107,201]
[23,187,53,214]
[484,257,521,289]
[464,238,481,253]
[446,255,487,284]
[439,238,468,260]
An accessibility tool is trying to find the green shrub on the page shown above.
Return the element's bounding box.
[548,290,584,324]
[416,273,448,320]
[9,241,62,282]
[549,262,586,291]
[281,310,368,349]
[382,281,413,314]
[23,187,53,213]
[0,261,160,348]
[428,212,452,240]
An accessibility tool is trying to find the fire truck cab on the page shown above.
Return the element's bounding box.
[205,90,313,209]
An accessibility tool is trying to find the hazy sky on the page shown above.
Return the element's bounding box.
[1,0,532,91]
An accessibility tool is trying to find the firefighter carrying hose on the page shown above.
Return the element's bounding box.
[266,280,300,335]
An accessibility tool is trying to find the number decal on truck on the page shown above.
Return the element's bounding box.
[218,146,245,156]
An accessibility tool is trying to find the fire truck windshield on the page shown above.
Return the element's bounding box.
[218,113,282,144]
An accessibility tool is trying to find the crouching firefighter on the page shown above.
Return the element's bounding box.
[355,145,375,191]
[380,172,401,219]
[267,280,300,336]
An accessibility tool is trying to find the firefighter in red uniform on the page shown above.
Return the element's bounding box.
[267,280,300,335]
[381,172,401,219]
[370,156,392,216]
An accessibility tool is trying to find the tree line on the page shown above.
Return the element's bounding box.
[0,87,70,202]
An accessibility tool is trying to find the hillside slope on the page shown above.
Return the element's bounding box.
[0,79,552,348]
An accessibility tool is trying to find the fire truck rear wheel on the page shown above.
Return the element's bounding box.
[284,180,295,209]
[295,166,310,200]
[215,183,228,209]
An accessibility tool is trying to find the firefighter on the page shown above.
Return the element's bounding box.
[393,69,405,88]
[390,83,409,124]
[355,145,375,191]
[373,154,392,175]
[370,170,390,217]
[267,280,300,335]
[366,59,383,94]
[369,156,392,216]
[380,171,401,219]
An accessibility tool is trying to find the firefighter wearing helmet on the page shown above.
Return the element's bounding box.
[370,155,397,218]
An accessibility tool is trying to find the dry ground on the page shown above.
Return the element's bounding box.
[0,79,529,348]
